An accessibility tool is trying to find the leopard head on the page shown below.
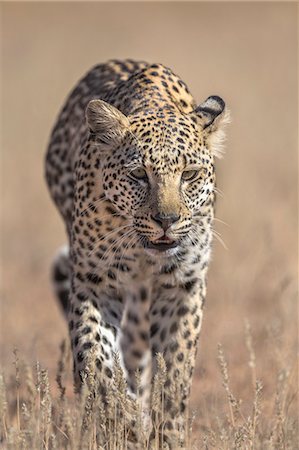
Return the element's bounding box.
[86,96,228,256]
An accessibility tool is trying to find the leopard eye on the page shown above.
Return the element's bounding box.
[128,167,148,182]
[181,169,200,182]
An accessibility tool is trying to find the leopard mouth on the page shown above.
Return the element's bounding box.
[146,236,179,252]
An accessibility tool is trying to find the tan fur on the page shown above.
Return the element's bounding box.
[155,175,188,218]
[86,99,130,146]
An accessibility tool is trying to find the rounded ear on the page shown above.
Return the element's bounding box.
[195,95,229,158]
[86,99,130,146]
[195,95,225,130]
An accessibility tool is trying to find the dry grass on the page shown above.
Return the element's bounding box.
[1,315,297,449]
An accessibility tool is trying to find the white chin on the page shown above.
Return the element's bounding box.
[144,247,179,257]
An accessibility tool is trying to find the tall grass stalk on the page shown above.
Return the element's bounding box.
[0,322,297,449]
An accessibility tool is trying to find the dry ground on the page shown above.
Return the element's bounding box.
[1,2,298,448]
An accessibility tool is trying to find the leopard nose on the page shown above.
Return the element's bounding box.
[151,213,180,231]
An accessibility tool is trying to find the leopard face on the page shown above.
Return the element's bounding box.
[86,101,220,257]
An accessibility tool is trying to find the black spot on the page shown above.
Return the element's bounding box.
[140,331,148,341]
[161,305,168,317]
[161,264,176,274]
[53,265,68,282]
[183,330,191,339]
[86,272,102,285]
[170,322,178,334]
[76,272,85,283]
[96,358,102,370]
[75,320,82,330]
[89,316,98,324]
[177,305,189,316]
[193,315,200,328]
[181,278,198,293]
[140,287,147,302]
[132,349,142,359]
[116,263,130,272]
[77,292,88,302]
[162,283,174,289]
[77,351,84,363]
[150,323,159,337]
[177,352,184,362]
[169,341,179,353]
[82,341,93,350]
[107,270,116,280]
[105,367,113,378]
[110,310,119,320]
[127,312,139,324]
[165,379,171,388]
[105,205,117,215]
[81,326,91,335]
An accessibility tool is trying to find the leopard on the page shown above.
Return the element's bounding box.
[45,59,228,448]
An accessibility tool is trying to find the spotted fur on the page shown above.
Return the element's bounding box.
[45,59,228,448]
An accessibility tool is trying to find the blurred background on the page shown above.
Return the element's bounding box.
[1,1,297,436]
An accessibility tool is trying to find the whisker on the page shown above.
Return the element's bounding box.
[212,229,228,250]
[112,231,136,268]
[95,228,135,262]
[79,197,109,216]
[103,230,136,292]
[127,128,143,147]
[84,212,127,225]
[193,212,208,219]
[213,216,229,227]
[213,186,224,198]
[87,224,133,258]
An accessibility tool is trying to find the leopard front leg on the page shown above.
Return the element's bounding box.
[68,283,144,446]
[150,279,205,449]
[68,276,153,447]
[68,286,121,392]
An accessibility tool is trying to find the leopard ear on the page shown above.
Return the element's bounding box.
[195,96,226,130]
[86,99,130,146]
[195,95,229,158]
